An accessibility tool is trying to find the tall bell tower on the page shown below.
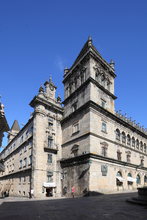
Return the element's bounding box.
[61,37,117,197]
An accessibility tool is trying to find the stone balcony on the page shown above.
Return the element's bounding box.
[44,143,58,154]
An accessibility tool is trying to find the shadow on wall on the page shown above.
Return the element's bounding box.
[83,189,104,197]
[78,167,89,179]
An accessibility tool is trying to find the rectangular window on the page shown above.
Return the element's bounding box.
[117,151,122,161]
[48,137,53,148]
[126,155,131,163]
[101,147,107,157]
[48,118,53,128]
[72,122,79,134]
[24,158,27,167]
[24,145,27,152]
[47,171,53,182]
[47,154,52,163]
[141,159,144,167]
[28,155,32,165]
[21,135,23,143]
[101,99,106,108]
[29,140,33,149]
[72,102,77,112]
[19,160,22,169]
[101,122,107,133]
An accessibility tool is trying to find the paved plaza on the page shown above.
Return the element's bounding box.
[0,192,146,220]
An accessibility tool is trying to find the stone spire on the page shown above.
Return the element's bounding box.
[8,120,20,143]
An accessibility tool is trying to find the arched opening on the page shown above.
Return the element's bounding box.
[122,132,126,144]
[127,173,135,186]
[127,134,131,146]
[144,176,147,186]
[101,74,105,87]
[116,171,123,188]
[144,144,147,153]
[132,137,135,147]
[136,174,141,185]
[136,139,139,149]
[116,129,120,141]
[140,141,143,151]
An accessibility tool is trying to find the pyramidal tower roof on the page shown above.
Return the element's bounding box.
[72,36,102,66]
[11,120,20,132]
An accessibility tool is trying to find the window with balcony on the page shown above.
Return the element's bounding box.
[48,137,53,148]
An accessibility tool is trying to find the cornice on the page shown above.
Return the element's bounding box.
[0,117,33,157]
[62,100,147,139]
[63,77,116,105]
[30,96,64,114]
[0,167,31,179]
[60,153,147,171]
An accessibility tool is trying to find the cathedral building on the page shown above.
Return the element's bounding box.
[0,37,147,198]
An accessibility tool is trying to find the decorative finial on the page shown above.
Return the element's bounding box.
[57,94,61,103]
[88,36,92,46]
[39,85,44,93]
[110,59,115,70]
[88,36,92,41]
[49,75,52,83]
[64,67,69,76]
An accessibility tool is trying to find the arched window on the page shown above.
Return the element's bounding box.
[144,176,147,185]
[144,144,147,153]
[117,150,122,161]
[132,137,135,147]
[101,74,105,87]
[127,173,133,185]
[122,132,126,144]
[116,171,123,186]
[136,174,141,185]
[140,141,143,151]
[136,139,139,149]
[127,134,131,146]
[116,129,120,141]
[107,79,111,91]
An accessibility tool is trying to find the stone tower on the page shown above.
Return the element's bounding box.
[61,37,117,196]
[30,78,63,198]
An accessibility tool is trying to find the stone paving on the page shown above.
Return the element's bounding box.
[0,192,146,220]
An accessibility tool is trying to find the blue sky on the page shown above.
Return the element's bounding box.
[0,0,147,146]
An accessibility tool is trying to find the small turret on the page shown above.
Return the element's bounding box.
[44,76,57,99]
[7,120,20,143]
